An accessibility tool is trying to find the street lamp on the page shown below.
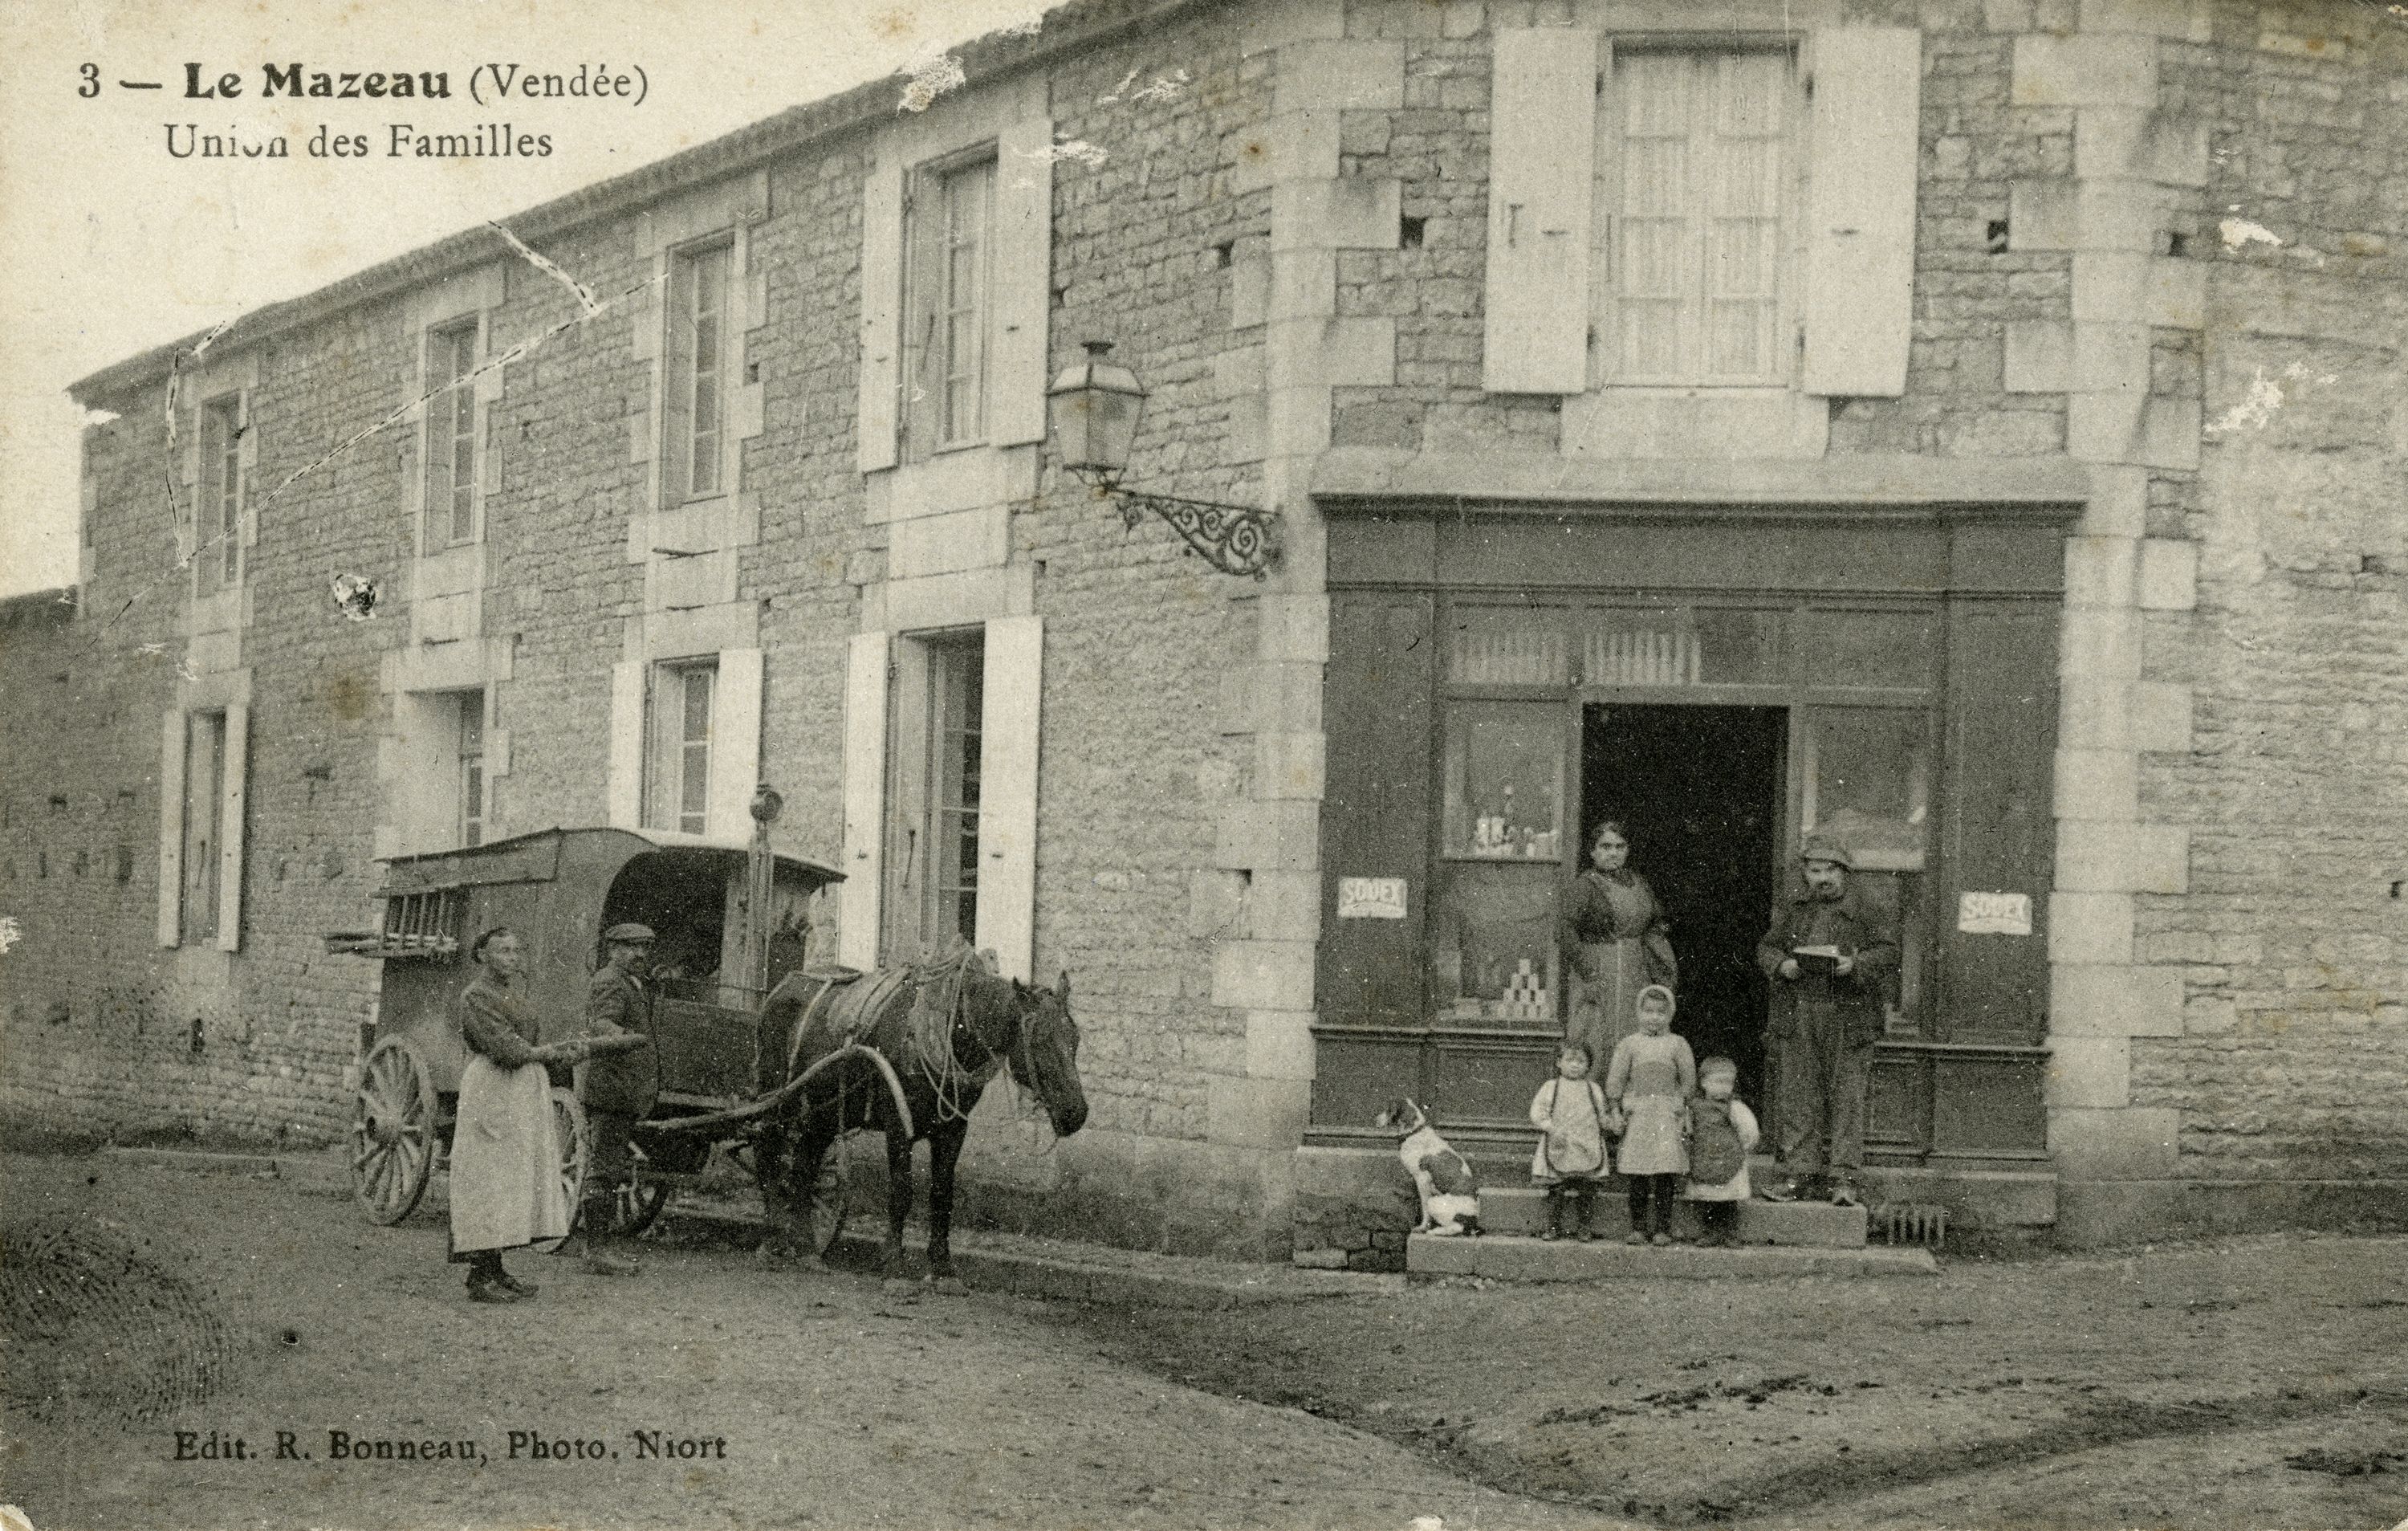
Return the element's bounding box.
[1045,340,1280,580]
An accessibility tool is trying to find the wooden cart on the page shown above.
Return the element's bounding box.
[328,825,843,1236]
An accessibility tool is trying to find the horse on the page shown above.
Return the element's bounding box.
[750,953,1086,1292]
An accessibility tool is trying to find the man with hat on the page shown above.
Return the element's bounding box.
[577,922,661,1276]
[1755,836,1898,1206]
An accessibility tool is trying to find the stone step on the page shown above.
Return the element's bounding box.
[1473,1187,1869,1247]
[1409,1232,1938,1282]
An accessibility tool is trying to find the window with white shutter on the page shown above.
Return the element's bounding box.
[1485,26,1921,413]
[1597,47,1797,388]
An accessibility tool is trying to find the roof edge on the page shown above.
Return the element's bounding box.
[71,0,1220,405]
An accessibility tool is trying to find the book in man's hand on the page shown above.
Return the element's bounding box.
[1790,945,1847,976]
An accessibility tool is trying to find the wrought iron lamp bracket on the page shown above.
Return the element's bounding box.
[1072,469,1281,580]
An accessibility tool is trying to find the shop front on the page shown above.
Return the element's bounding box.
[1311,501,2072,1184]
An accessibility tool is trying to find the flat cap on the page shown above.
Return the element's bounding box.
[602,922,657,943]
[1798,836,1853,869]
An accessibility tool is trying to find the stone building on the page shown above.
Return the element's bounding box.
[4,0,2403,1262]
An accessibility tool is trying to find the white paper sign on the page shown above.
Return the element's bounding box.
[1336,877,1408,920]
[1957,891,2032,936]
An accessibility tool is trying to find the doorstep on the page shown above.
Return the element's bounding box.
[1478,1187,1867,1246]
[1408,1232,1938,1281]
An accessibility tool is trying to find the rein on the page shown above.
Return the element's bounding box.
[921,973,1039,1126]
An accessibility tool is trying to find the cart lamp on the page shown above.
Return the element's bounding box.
[1045,340,1280,580]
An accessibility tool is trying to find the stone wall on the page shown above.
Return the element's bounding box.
[2117,0,2408,1217]
[0,0,1312,1262]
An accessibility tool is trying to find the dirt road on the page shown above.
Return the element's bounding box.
[0,1151,1627,1531]
[1073,1236,2408,1529]
[10,1147,2407,1530]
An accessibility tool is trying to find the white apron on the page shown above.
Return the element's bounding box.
[449,1055,568,1254]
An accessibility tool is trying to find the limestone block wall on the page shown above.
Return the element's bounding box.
[2015,0,2408,1237]
[0,0,1333,1263]
[1292,0,2097,459]
[2127,1,2408,1215]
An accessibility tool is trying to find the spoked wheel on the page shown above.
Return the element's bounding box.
[807,1154,848,1259]
[352,1038,436,1225]
[534,1087,589,1255]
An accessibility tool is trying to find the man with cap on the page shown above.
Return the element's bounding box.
[1755,837,1898,1206]
[577,922,661,1275]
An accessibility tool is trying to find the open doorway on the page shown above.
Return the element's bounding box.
[1580,705,1784,1106]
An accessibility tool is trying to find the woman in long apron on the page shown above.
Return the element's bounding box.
[1560,820,1678,1071]
[449,927,588,1302]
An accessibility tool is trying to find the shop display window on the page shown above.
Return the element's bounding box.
[1801,707,1930,872]
[1801,706,1933,1030]
[1440,701,1564,861]
[1430,861,1560,1024]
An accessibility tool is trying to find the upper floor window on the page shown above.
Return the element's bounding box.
[1597,47,1796,387]
[646,660,716,836]
[429,320,480,544]
[197,396,243,594]
[666,240,734,501]
[905,153,996,458]
[1482,27,1917,403]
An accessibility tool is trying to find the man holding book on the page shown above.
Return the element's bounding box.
[1755,836,1898,1207]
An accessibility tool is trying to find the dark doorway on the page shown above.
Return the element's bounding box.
[1580,705,1784,1107]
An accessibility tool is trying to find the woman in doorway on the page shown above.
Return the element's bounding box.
[449,926,591,1302]
[1560,820,1678,1070]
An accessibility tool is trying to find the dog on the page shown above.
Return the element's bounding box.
[1376,1097,1481,1236]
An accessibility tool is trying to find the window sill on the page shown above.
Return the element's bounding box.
[864,442,1038,524]
[1562,386,1829,460]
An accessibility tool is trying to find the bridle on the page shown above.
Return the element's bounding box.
[954,979,1060,1089]
[926,975,1067,1125]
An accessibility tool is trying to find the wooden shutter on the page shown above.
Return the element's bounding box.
[975,617,1042,981]
[1801,28,1921,397]
[856,157,904,473]
[1483,28,1597,394]
[214,702,248,952]
[838,633,890,969]
[990,118,1054,446]
[1315,592,1434,1027]
[608,660,645,829]
[157,709,186,947]
[706,647,763,838]
[1941,597,2059,1041]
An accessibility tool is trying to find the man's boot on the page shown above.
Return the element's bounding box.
[1541,1189,1565,1240]
[580,1191,640,1277]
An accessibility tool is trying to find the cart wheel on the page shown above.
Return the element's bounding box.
[352,1038,436,1226]
[534,1088,589,1255]
[807,1157,848,1259]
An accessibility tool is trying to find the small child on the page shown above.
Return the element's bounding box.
[1527,1043,1612,1241]
[1685,1056,1761,1248]
[1606,983,1696,1246]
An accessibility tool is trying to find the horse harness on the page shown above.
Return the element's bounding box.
[785,950,1023,1127]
